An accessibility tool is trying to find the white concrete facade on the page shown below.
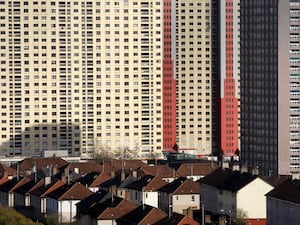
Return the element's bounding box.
[0,0,166,159]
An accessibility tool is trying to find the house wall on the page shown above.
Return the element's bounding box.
[117,188,126,199]
[237,178,273,219]
[200,184,219,213]
[158,191,170,213]
[30,195,41,213]
[8,193,14,207]
[129,190,142,205]
[0,191,8,207]
[200,183,236,216]
[14,192,25,207]
[89,187,99,193]
[217,189,236,216]
[46,197,58,216]
[267,197,300,225]
[60,200,80,223]
[144,191,158,208]
[173,194,200,214]
[98,220,116,225]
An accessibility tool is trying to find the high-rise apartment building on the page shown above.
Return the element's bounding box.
[240,0,279,176]
[219,0,240,158]
[241,0,300,176]
[0,0,176,159]
[175,0,219,156]
[278,0,300,176]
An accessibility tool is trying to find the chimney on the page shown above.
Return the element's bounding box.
[240,164,248,173]
[125,190,131,201]
[252,166,259,175]
[121,171,126,181]
[110,185,117,195]
[52,164,58,175]
[45,176,51,186]
[132,170,137,178]
[183,207,194,219]
[111,170,115,178]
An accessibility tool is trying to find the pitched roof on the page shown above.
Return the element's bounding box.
[173,179,200,195]
[46,182,93,201]
[75,172,100,186]
[0,176,30,193]
[97,199,138,220]
[101,160,146,175]
[13,178,44,195]
[199,167,257,192]
[139,165,174,178]
[100,174,126,189]
[154,212,200,225]
[0,176,9,186]
[158,177,187,194]
[76,190,110,214]
[29,179,65,197]
[116,204,167,225]
[118,175,137,188]
[66,162,103,175]
[15,157,68,172]
[87,196,123,219]
[176,163,218,177]
[125,175,168,192]
[158,177,199,195]
[199,167,238,187]
[144,176,168,192]
[89,173,111,188]
[266,178,300,204]
[0,164,16,177]
[125,175,155,191]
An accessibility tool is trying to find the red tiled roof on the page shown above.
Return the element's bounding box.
[0,176,9,186]
[176,163,219,177]
[144,176,168,192]
[30,179,65,197]
[90,173,111,187]
[68,162,103,175]
[139,165,174,178]
[0,164,16,177]
[101,160,146,174]
[173,179,200,195]
[139,208,168,225]
[98,200,138,220]
[17,157,68,171]
[47,182,93,201]
[154,212,200,225]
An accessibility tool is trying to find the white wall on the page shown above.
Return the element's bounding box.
[172,194,200,214]
[60,200,80,223]
[98,220,116,225]
[237,178,273,219]
[144,191,158,208]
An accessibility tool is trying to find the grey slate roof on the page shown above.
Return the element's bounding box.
[266,178,300,205]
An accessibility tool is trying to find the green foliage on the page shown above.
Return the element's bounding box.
[0,207,42,225]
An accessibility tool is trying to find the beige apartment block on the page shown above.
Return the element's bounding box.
[0,1,165,159]
[176,0,217,156]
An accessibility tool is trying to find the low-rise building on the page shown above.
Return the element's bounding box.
[199,168,273,225]
[46,182,93,223]
[266,178,300,225]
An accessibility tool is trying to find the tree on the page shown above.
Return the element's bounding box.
[0,206,42,225]
[235,209,248,225]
